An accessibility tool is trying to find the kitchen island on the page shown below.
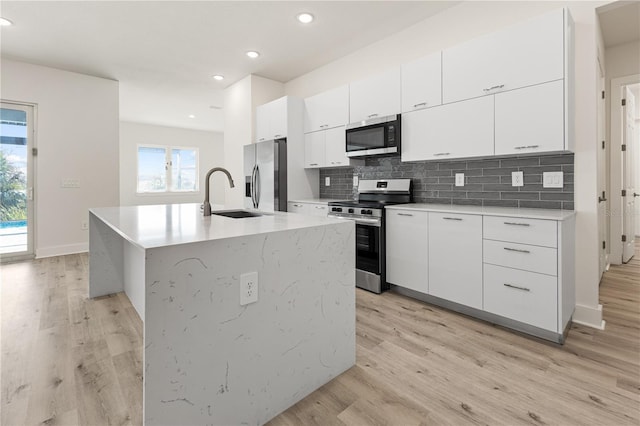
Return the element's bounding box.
[88,203,355,425]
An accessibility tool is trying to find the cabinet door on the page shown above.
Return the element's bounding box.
[428,212,483,309]
[401,52,442,113]
[256,97,288,142]
[255,103,271,143]
[442,9,564,103]
[304,131,325,168]
[324,126,350,167]
[386,209,428,293]
[402,96,494,162]
[304,85,349,133]
[287,202,310,214]
[349,68,401,123]
[309,204,329,217]
[495,79,565,155]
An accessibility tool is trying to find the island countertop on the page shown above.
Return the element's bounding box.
[89,203,347,250]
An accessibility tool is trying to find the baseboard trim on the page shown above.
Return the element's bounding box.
[36,243,88,259]
[572,303,606,330]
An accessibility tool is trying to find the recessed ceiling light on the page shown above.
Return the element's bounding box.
[246,51,260,59]
[296,13,314,24]
[188,114,195,119]
[212,75,224,81]
[0,17,13,26]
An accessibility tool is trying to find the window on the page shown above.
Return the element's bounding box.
[137,145,199,193]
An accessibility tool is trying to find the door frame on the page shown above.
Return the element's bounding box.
[609,74,640,264]
[0,100,37,262]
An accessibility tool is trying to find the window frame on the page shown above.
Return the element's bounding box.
[136,144,200,195]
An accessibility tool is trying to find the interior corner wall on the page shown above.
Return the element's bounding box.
[0,59,119,258]
[284,1,608,329]
[223,75,284,208]
[119,121,225,207]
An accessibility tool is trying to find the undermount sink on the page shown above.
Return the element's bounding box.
[211,210,263,219]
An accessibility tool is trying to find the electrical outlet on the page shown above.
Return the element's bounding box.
[455,173,465,187]
[511,171,524,187]
[240,272,258,306]
[325,177,330,186]
[353,175,359,187]
[543,171,563,188]
[81,221,88,231]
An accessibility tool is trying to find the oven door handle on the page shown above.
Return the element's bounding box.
[328,215,381,227]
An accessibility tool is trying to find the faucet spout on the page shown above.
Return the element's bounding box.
[203,167,235,216]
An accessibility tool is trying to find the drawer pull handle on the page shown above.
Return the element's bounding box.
[443,217,463,221]
[397,213,414,217]
[293,204,303,207]
[433,152,451,157]
[504,247,530,254]
[413,102,427,108]
[320,124,329,128]
[504,221,531,227]
[367,113,379,118]
[514,145,540,150]
[309,163,318,166]
[315,206,325,209]
[483,84,505,92]
[504,283,530,292]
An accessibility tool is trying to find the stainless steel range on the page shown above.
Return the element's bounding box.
[327,179,412,294]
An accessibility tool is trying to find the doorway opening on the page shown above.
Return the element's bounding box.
[0,102,36,262]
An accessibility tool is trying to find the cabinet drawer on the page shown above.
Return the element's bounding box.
[484,264,558,332]
[484,239,557,276]
[483,216,557,247]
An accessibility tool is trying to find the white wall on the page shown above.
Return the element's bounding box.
[223,75,284,208]
[0,59,119,257]
[285,1,608,329]
[119,121,225,207]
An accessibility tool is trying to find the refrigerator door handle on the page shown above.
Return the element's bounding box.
[251,165,258,208]
[255,165,261,208]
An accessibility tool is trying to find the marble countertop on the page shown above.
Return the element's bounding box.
[89,203,348,250]
[386,203,576,221]
[288,198,351,205]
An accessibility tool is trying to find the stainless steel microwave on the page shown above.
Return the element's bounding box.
[345,114,400,158]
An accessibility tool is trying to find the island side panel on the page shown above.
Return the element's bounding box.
[123,242,145,319]
[143,221,355,426]
[89,212,125,298]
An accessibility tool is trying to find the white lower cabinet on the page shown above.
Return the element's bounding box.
[386,209,428,294]
[287,201,329,217]
[385,206,575,343]
[428,212,483,310]
[483,264,558,331]
[288,202,309,215]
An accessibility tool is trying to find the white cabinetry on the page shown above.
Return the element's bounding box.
[304,85,349,133]
[256,96,288,142]
[287,200,329,217]
[402,96,494,162]
[349,68,401,123]
[401,52,442,113]
[495,79,565,154]
[386,209,428,293]
[428,212,483,309]
[304,131,325,168]
[304,126,358,169]
[442,9,565,104]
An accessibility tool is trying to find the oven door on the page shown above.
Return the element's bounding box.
[355,223,381,275]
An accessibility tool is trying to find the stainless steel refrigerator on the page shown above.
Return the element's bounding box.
[243,138,287,212]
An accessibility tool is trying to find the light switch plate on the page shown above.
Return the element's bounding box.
[543,171,563,188]
[353,175,359,187]
[511,171,524,187]
[325,177,330,186]
[455,173,465,187]
[240,272,258,306]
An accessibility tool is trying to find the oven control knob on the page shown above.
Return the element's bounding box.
[348,208,354,214]
[332,207,342,212]
[361,209,367,215]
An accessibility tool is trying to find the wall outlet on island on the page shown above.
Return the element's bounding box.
[240,271,258,306]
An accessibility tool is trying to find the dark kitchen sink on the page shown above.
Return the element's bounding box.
[211,210,263,219]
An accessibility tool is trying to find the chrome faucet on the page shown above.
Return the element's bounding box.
[203,167,235,216]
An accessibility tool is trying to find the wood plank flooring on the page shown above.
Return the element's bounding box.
[1,243,638,425]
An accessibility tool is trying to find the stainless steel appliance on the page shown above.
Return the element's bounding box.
[327,179,412,293]
[346,114,401,158]
[244,138,287,212]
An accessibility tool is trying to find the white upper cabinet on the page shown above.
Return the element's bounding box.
[304,131,325,168]
[324,126,350,167]
[349,68,401,123]
[304,85,349,133]
[442,9,565,104]
[401,52,442,113]
[256,96,288,142]
[402,96,494,162]
[495,79,565,155]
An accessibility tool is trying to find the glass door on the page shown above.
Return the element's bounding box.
[1,102,34,261]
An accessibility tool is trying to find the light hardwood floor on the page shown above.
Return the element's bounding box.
[1,243,639,425]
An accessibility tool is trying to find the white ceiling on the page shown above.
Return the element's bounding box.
[598,1,640,48]
[0,1,460,132]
